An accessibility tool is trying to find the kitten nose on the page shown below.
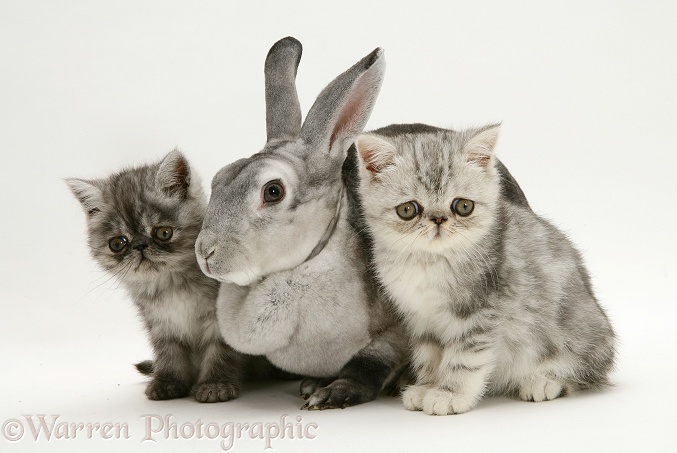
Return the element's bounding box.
[430,214,448,225]
[133,242,149,251]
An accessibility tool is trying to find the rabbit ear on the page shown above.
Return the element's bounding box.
[156,149,191,198]
[300,47,385,160]
[66,178,104,216]
[265,37,303,142]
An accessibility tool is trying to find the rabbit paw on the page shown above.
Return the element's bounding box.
[301,378,378,410]
[193,382,240,403]
[299,377,335,400]
[519,374,566,402]
[145,377,191,400]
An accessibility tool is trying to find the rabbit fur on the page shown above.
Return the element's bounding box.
[195,37,408,409]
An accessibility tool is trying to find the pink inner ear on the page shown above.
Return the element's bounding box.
[362,149,383,174]
[173,157,189,181]
[358,138,394,175]
[465,127,499,169]
[160,156,190,196]
[468,153,492,168]
[329,81,370,149]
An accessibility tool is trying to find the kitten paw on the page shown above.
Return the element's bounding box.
[421,388,475,415]
[401,385,429,411]
[193,382,240,403]
[145,378,190,400]
[402,386,475,415]
[519,374,566,402]
[301,378,378,410]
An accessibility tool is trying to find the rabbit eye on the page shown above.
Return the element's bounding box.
[109,236,128,253]
[396,201,421,220]
[452,198,475,217]
[263,180,285,204]
[153,226,173,241]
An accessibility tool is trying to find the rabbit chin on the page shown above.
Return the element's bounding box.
[213,250,311,286]
[214,270,262,287]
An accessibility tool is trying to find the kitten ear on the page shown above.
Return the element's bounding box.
[465,124,500,169]
[66,178,104,216]
[356,134,396,175]
[156,149,191,198]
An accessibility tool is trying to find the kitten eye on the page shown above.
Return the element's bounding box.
[396,201,421,220]
[109,236,128,253]
[452,198,475,217]
[153,226,173,241]
[263,180,285,204]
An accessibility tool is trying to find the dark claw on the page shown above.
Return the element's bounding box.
[302,377,379,410]
[299,376,335,400]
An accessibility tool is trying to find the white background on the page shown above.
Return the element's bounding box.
[1,1,675,452]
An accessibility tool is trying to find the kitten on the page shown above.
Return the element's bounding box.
[355,123,616,415]
[66,150,247,403]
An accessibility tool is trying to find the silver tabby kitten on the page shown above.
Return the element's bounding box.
[355,123,615,415]
[66,150,247,403]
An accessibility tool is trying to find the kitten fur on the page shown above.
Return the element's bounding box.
[355,124,616,415]
[66,150,248,403]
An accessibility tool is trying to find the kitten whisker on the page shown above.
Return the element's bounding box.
[384,226,426,266]
[455,230,500,293]
[114,260,135,291]
[87,260,133,297]
[448,231,490,295]
[377,226,420,263]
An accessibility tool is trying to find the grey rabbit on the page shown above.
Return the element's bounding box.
[195,37,409,409]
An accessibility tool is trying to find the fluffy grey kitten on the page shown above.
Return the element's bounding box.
[355,123,615,415]
[66,150,247,403]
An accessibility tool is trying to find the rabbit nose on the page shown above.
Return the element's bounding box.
[195,230,217,260]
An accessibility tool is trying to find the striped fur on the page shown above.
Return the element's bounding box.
[66,150,248,403]
[355,124,616,415]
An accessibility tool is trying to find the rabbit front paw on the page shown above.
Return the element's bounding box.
[299,376,335,400]
[301,377,379,410]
